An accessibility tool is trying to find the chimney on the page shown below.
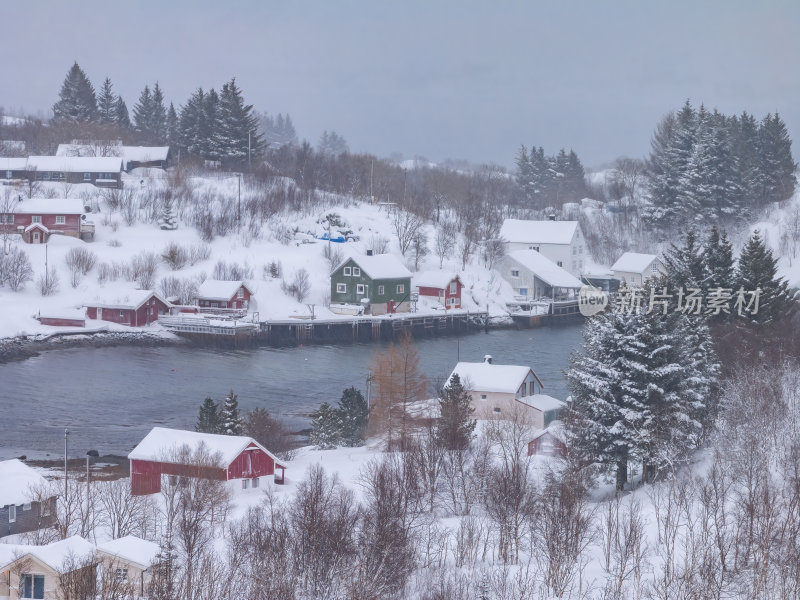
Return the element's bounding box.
[366,249,373,256]
[483,354,492,364]
[548,213,556,221]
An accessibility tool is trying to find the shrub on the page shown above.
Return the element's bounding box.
[281,268,311,302]
[162,242,188,270]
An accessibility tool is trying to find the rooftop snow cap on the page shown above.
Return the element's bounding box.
[548,214,556,221]
[484,354,493,364]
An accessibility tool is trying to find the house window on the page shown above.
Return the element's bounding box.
[396,284,405,294]
[23,503,31,511]
[114,568,128,583]
[343,267,351,276]
[336,283,347,293]
[511,269,520,278]
[40,501,51,517]
[55,216,66,225]
[21,574,45,599]
[9,504,16,523]
[480,394,487,400]
[651,263,659,273]
[449,282,457,294]
[252,477,259,488]
[572,246,577,255]
[353,267,361,276]
[83,172,91,182]
[493,407,501,413]
[557,261,563,267]
[237,288,244,299]
[5,170,10,179]
[119,310,125,317]
[357,284,365,295]
[529,245,540,252]
[242,479,249,489]
[32,215,42,224]
[377,285,384,295]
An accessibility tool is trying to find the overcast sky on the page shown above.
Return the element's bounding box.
[1,1,798,168]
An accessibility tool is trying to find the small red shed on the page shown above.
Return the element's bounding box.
[129,427,286,496]
[84,290,171,327]
[36,309,86,328]
[527,424,568,458]
[413,272,463,309]
[195,280,254,310]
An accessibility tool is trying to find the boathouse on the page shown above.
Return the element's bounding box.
[129,427,286,496]
[414,272,463,309]
[84,290,171,327]
[195,280,253,310]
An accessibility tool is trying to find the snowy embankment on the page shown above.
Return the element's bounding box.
[0,169,518,345]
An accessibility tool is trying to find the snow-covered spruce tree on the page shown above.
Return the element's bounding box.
[735,230,795,325]
[196,397,220,434]
[758,112,798,205]
[114,97,131,129]
[704,225,735,292]
[52,62,97,122]
[435,373,476,451]
[166,103,179,148]
[158,195,178,230]
[336,387,369,447]
[97,77,117,124]
[134,83,166,143]
[213,78,264,165]
[662,229,706,291]
[133,85,153,135]
[566,298,719,489]
[219,390,244,435]
[309,402,342,449]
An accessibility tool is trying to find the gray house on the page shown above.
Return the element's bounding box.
[0,459,57,539]
[330,253,412,315]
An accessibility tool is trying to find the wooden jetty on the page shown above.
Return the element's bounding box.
[509,300,583,328]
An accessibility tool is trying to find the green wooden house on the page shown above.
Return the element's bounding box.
[330,254,413,315]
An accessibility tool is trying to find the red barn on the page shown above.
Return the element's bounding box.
[84,290,171,327]
[195,280,253,310]
[413,272,463,309]
[527,424,568,458]
[0,198,86,244]
[128,427,286,496]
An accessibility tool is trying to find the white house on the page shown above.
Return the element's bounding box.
[447,355,544,418]
[97,536,162,597]
[502,249,584,301]
[499,219,587,276]
[611,252,665,286]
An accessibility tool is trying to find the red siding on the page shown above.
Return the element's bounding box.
[227,444,276,479]
[527,433,568,457]
[1,212,82,243]
[39,317,85,327]
[197,285,251,310]
[86,295,170,326]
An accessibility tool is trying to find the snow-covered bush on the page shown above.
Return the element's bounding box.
[188,243,211,265]
[212,260,253,281]
[282,268,311,302]
[65,247,97,288]
[159,275,198,305]
[38,267,60,296]
[129,251,159,289]
[161,242,188,270]
[2,247,33,291]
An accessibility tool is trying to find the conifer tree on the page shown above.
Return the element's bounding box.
[735,230,795,324]
[196,397,220,433]
[336,387,369,446]
[758,113,798,205]
[166,103,179,147]
[309,402,343,449]
[178,88,206,156]
[133,85,153,134]
[158,194,178,230]
[219,389,243,435]
[212,78,263,164]
[114,97,131,129]
[52,62,98,122]
[97,77,116,124]
[704,225,735,291]
[514,145,534,204]
[150,82,167,142]
[662,230,706,290]
[202,88,220,160]
[435,373,476,450]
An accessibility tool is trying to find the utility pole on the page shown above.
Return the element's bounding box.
[248,130,252,169]
[370,159,374,202]
[45,244,48,288]
[64,429,69,499]
[237,173,241,234]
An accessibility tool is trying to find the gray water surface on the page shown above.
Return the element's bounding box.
[0,325,583,458]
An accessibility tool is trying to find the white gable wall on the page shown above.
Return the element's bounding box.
[504,225,586,276]
[613,257,666,286]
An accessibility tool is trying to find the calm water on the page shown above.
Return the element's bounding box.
[0,325,583,458]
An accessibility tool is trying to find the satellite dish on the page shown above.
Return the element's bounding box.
[81,214,87,221]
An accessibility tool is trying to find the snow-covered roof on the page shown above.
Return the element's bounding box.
[413,271,460,290]
[500,219,579,245]
[26,155,123,173]
[517,394,565,413]
[0,536,95,573]
[340,254,412,280]
[448,361,536,394]
[97,536,160,570]
[507,250,584,289]
[56,144,169,165]
[0,157,28,171]
[531,420,566,442]
[121,146,170,163]
[84,290,169,311]
[0,459,48,507]
[196,280,252,301]
[24,223,49,233]
[38,308,86,321]
[128,427,285,468]
[13,197,86,215]
[611,252,659,274]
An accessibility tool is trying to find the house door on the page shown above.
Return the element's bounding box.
[97,307,103,320]
[32,232,40,244]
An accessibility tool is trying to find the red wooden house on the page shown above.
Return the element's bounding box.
[413,272,463,309]
[129,427,286,495]
[0,198,86,244]
[84,290,171,327]
[527,424,568,458]
[195,280,253,310]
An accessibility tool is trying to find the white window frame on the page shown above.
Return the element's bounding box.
[40,501,50,517]
[252,477,259,488]
[651,263,659,273]
[377,285,384,295]
[353,267,361,276]
[55,215,65,225]
[511,269,519,278]
[396,284,405,294]
[449,282,457,294]
[9,504,16,523]
[21,573,45,599]
[83,172,91,182]
[32,215,42,224]
[22,503,31,511]
[336,283,347,293]
[242,479,249,489]
[114,568,128,583]
[356,284,365,295]
[343,266,351,276]
[237,288,244,299]
[5,170,11,179]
